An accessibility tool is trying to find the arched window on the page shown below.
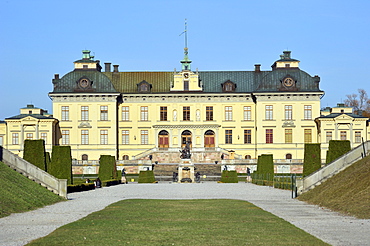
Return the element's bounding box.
[82,154,88,160]
[245,155,251,159]
[158,130,169,148]
[122,155,129,160]
[286,153,292,159]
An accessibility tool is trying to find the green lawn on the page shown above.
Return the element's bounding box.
[0,162,65,218]
[28,199,328,246]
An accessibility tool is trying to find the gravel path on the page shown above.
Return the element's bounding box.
[1,182,370,246]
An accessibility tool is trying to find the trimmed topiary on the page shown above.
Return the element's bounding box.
[23,139,46,171]
[50,146,73,185]
[303,143,321,177]
[326,140,351,164]
[138,170,156,183]
[254,154,274,186]
[220,170,238,183]
[99,155,117,181]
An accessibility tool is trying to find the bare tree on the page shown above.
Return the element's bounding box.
[344,89,370,116]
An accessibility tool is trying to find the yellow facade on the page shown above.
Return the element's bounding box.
[1,50,369,165]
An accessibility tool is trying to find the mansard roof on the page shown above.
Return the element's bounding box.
[318,113,367,119]
[50,51,322,95]
[5,114,54,120]
[51,70,117,93]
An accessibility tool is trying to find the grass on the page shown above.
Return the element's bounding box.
[298,155,370,219]
[0,161,65,218]
[28,199,328,246]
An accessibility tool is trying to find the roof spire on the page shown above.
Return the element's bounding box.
[180,19,192,71]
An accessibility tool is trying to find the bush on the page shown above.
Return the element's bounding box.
[99,155,117,181]
[303,143,321,177]
[102,179,121,187]
[23,139,46,171]
[326,140,351,164]
[50,146,73,185]
[256,154,274,174]
[220,170,238,183]
[138,171,156,183]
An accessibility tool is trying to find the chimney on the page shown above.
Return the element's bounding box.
[54,74,59,79]
[105,63,111,72]
[254,64,261,72]
[113,64,119,73]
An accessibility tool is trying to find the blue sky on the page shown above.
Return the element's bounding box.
[1,0,370,119]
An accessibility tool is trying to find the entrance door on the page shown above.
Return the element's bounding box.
[181,130,192,148]
[158,130,169,148]
[204,130,215,148]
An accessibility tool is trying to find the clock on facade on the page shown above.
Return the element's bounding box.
[283,77,294,87]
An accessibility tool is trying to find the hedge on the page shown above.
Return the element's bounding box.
[23,139,46,171]
[138,171,156,183]
[45,152,51,172]
[326,140,351,164]
[50,146,73,185]
[220,170,238,183]
[256,154,274,175]
[99,155,117,181]
[303,143,321,177]
[67,183,95,193]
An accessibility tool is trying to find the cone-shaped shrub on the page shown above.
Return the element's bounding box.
[23,139,46,171]
[99,155,117,181]
[256,154,274,175]
[50,146,73,184]
[303,143,321,177]
[326,140,351,164]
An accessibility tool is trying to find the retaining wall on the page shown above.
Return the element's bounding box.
[0,146,67,198]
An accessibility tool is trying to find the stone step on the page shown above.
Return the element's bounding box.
[153,164,222,176]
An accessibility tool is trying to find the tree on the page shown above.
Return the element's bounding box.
[344,89,370,117]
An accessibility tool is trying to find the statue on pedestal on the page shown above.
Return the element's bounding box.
[180,141,191,159]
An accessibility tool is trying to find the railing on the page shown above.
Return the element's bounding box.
[0,146,67,198]
[296,141,370,195]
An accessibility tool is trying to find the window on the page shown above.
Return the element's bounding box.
[184,80,189,91]
[285,105,292,120]
[26,133,33,140]
[138,81,151,92]
[340,131,347,140]
[206,106,213,121]
[244,130,251,144]
[225,106,233,121]
[225,130,232,144]
[100,130,108,145]
[244,106,251,121]
[122,106,129,121]
[100,106,108,121]
[355,131,361,143]
[160,106,167,121]
[81,130,89,145]
[222,81,236,92]
[141,130,148,145]
[326,131,332,143]
[0,136,3,146]
[81,106,89,121]
[82,154,88,160]
[304,105,312,120]
[61,106,69,121]
[12,133,19,145]
[304,129,312,143]
[122,130,129,145]
[266,129,273,143]
[286,153,292,159]
[245,155,251,159]
[141,106,148,121]
[285,129,292,143]
[41,133,47,144]
[265,105,273,120]
[62,130,69,145]
[183,106,190,121]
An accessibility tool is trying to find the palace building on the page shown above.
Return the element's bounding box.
[0,49,368,166]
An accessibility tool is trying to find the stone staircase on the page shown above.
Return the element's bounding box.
[153,163,222,181]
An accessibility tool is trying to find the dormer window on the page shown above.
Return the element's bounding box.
[137,80,152,93]
[222,80,236,92]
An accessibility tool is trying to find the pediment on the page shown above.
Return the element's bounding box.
[78,122,92,128]
[334,114,354,121]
